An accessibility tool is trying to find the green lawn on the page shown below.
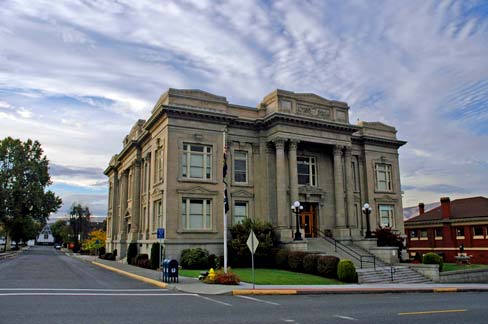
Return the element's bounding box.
[179,268,343,285]
[442,263,488,272]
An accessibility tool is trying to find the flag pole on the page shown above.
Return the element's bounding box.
[223,128,228,273]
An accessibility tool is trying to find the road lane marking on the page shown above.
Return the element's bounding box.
[399,309,467,316]
[333,315,358,321]
[0,293,197,297]
[198,295,232,307]
[0,289,168,292]
[237,295,280,306]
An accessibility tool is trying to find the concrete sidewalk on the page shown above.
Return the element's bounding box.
[74,254,488,296]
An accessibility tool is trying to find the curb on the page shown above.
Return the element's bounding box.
[233,289,297,295]
[92,261,168,289]
[232,287,488,295]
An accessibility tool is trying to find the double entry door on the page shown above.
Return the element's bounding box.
[299,203,317,238]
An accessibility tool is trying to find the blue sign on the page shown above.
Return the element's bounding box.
[157,228,165,239]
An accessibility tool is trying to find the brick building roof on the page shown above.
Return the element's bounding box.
[405,196,488,224]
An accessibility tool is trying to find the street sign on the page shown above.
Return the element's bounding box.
[157,228,165,239]
[95,239,100,245]
[246,231,259,254]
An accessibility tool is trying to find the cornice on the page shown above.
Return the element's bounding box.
[352,135,407,148]
[256,113,359,134]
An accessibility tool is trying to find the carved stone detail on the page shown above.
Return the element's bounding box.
[297,104,331,120]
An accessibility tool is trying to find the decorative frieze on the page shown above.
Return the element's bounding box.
[297,104,331,120]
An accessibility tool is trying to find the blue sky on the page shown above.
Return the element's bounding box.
[1,0,487,218]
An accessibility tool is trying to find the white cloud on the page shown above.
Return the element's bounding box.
[0,0,487,214]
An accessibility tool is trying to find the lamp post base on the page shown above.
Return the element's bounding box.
[294,231,302,241]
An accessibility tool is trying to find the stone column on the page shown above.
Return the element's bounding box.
[288,140,299,206]
[131,158,141,235]
[119,169,129,237]
[111,170,119,241]
[344,147,355,227]
[274,138,291,240]
[333,145,346,228]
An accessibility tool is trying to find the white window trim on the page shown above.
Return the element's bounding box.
[233,150,248,184]
[233,201,248,225]
[181,198,212,231]
[375,163,392,192]
[297,156,317,187]
[182,143,212,180]
[378,204,394,228]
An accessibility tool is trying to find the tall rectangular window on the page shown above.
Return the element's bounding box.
[233,151,248,183]
[297,156,317,186]
[352,160,360,192]
[378,204,394,227]
[233,201,248,224]
[375,163,392,191]
[155,147,163,182]
[181,199,211,230]
[154,200,162,230]
[182,144,212,180]
[473,226,484,238]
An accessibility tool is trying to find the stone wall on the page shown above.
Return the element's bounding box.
[439,268,488,283]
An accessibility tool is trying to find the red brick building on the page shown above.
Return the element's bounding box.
[405,196,488,264]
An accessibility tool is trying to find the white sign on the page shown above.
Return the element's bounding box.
[246,230,259,254]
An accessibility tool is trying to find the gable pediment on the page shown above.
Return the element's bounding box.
[230,189,254,198]
[177,186,219,195]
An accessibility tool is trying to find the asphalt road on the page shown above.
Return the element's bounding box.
[0,246,487,324]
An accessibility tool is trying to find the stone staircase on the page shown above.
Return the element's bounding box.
[307,238,432,284]
[357,266,432,284]
[307,238,385,269]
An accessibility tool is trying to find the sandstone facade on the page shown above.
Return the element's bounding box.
[104,89,406,260]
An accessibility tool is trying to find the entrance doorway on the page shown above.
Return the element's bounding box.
[300,203,318,238]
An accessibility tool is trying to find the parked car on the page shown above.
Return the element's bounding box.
[54,244,62,250]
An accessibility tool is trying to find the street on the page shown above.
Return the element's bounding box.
[0,246,487,324]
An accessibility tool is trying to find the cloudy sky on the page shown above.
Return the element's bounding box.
[1,0,487,218]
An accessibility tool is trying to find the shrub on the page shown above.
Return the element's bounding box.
[150,243,161,270]
[337,259,357,283]
[303,254,320,274]
[98,247,106,257]
[135,253,149,265]
[127,243,138,265]
[422,252,443,271]
[374,227,403,248]
[180,248,209,269]
[214,269,240,285]
[317,255,340,278]
[228,218,277,268]
[288,251,306,272]
[275,249,290,270]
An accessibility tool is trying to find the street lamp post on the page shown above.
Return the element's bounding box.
[362,203,372,238]
[291,201,304,241]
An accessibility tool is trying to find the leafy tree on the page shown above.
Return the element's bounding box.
[10,216,40,244]
[68,203,91,252]
[51,219,71,243]
[81,229,106,253]
[0,137,62,251]
[228,218,276,267]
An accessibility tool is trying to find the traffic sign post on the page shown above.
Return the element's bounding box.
[157,228,165,281]
[246,230,259,289]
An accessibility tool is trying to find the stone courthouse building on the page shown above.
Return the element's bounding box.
[104,89,406,260]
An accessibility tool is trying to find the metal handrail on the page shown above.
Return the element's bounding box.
[316,229,376,269]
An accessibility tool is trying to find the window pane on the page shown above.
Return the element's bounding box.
[181,200,187,228]
[206,201,211,228]
[234,202,247,224]
[235,160,246,172]
[298,174,309,185]
[182,154,187,177]
[474,227,483,236]
[189,200,203,229]
[435,228,443,237]
[191,145,204,152]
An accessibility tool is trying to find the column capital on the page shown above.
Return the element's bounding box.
[289,139,299,150]
[333,145,343,155]
[273,138,286,150]
[344,146,352,157]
